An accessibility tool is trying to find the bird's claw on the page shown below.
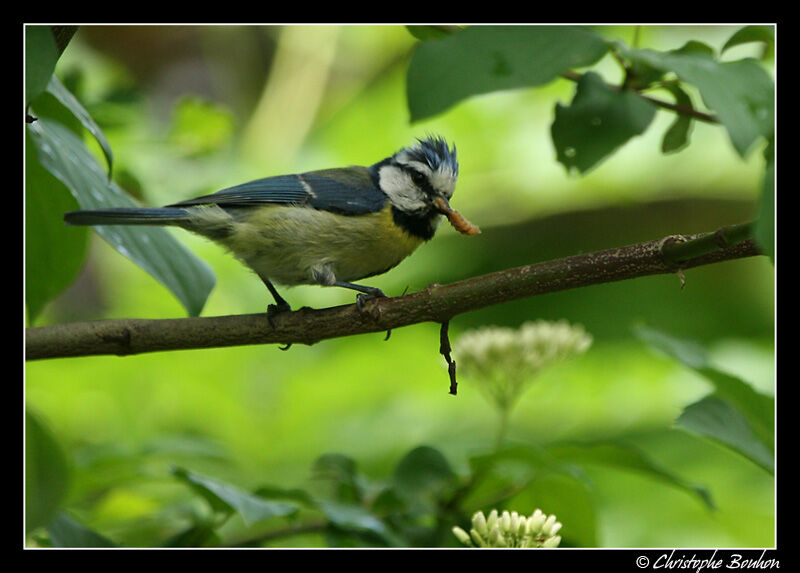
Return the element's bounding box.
[266,301,292,328]
[355,288,387,313]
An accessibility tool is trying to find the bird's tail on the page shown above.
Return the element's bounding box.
[64,207,191,227]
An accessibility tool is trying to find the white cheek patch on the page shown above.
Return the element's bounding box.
[395,149,457,199]
[378,164,427,212]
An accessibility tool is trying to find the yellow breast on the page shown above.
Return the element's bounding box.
[220,203,425,285]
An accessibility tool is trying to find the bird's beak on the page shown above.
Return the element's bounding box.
[431,193,481,236]
[431,194,452,215]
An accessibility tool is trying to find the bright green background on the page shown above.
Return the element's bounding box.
[25,25,774,547]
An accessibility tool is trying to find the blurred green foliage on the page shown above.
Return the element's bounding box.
[25,25,774,548]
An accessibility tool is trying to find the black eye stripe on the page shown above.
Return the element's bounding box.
[402,166,436,196]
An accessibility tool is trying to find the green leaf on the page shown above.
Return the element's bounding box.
[754,137,774,261]
[46,512,117,547]
[171,467,298,526]
[25,128,87,324]
[25,409,70,534]
[622,43,774,157]
[677,396,774,473]
[407,25,609,121]
[405,25,461,42]
[316,500,405,547]
[660,83,694,154]
[161,523,221,547]
[546,440,714,509]
[393,445,457,500]
[25,26,59,105]
[27,117,216,317]
[46,75,114,177]
[722,25,775,58]
[312,453,364,503]
[551,72,657,174]
[507,471,598,547]
[635,326,774,455]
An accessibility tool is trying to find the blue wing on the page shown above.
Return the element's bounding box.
[167,167,388,216]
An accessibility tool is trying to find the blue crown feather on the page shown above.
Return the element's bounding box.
[408,135,459,176]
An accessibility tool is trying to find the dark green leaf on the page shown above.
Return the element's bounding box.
[407,25,609,121]
[25,409,70,534]
[316,500,405,546]
[46,76,114,177]
[677,396,774,473]
[161,523,221,547]
[635,326,774,455]
[660,84,694,154]
[25,128,87,324]
[254,485,316,507]
[622,44,774,157]
[546,440,714,509]
[27,117,216,317]
[47,512,117,547]
[754,138,774,261]
[722,25,775,58]
[551,72,657,174]
[25,26,58,105]
[172,467,298,526]
[393,445,457,499]
[312,453,364,503]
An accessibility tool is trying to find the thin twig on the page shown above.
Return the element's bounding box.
[559,71,719,125]
[439,321,458,395]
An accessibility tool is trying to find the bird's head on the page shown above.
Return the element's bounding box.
[374,135,459,218]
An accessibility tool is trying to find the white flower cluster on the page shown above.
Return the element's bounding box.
[452,508,562,548]
[453,320,592,411]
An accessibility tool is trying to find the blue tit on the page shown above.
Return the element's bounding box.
[64,135,478,314]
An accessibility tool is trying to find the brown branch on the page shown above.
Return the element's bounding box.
[25,226,762,361]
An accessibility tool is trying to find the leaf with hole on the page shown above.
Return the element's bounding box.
[551,72,656,174]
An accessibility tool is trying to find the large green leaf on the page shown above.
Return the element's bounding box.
[551,71,657,174]
[25,128,87,324]
[27,117,216,317]
[623,43,774,157]
[677,396,774,473]
[546,440,713,509]
[25,409,70,534]
[635,326,774,457]
[407,25,609,121]
[46,75,114,177]
[172,467,298,526]
[25,26,58,105]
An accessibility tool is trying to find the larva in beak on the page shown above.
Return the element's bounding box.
[432,195,481,236]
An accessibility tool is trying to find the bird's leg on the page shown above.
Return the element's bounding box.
[258,274,291,318]
[311,265,387,312]
[333,281,387,312]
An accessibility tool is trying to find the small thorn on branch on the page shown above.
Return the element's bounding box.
[439,321,458,396]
